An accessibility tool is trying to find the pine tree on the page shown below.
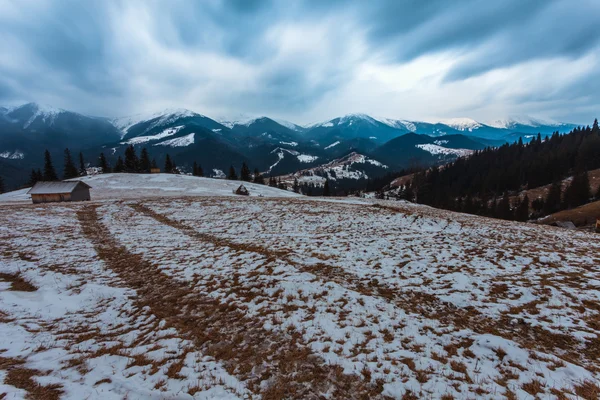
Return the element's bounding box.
[268,176,277,187]
[79,152,87,176]
[497,192,511,220]
[139,148,151,173]
[124,145,139,172]
[563,171,591,209]
[277,178,287,190]
[98,152,110,173]
[240,162,251,181]
[43,150,58,181]
[228,166,237,180]
[544,181,562,215]
[196,164,203,177]
[0,175,5,194]
[151,158,158,170]
[253,169,264,184]
[515,195,529,222]
[29,169,42,186]
[323,179,331,197]
[114,156,125,173]
[293,178,300,193]
[63,148,79,179]
[164,154,173,174]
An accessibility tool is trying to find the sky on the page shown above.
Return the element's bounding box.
[0,0,599,125]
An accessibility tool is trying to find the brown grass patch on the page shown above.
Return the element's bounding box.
[0,272,37,292]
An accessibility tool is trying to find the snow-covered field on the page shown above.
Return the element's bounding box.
[1,190,599,398]
[0,173,301,203]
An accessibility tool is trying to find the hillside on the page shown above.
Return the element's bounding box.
[1,193,599,398]
[0,173,300,203]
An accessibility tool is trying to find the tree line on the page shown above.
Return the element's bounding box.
[399,119,600,221]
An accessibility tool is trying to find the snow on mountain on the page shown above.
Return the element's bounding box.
[487,115,562,129]
[2,102,66,129]
[439,118,483,131]
[112,108,201,138]
[373,117,417,132]
[122,126,185,145]
[0,150,24,160]
[324,141,340,150]
[153,132,195,148]
[416,143,474,157]
[268,147,320,172]
[272,118,305,132]
[277,152,388,186]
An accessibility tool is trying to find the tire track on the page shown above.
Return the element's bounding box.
[77,204,382,399]
[131,203,598,370]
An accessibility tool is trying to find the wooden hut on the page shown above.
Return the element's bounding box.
[235,184,249,196]
[28,181,92,204]
[150,168,161,174]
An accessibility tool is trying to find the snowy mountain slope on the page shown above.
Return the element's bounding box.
[276,151,388,186]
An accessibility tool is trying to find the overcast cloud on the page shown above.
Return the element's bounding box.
[0,0,598,124]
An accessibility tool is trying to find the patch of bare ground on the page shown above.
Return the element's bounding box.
[132,202,598,372]
[77,204,383,399]
[0,272,37,292]
[0,356,63,399]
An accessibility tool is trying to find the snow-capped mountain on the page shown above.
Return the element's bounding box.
[0,101,582,191]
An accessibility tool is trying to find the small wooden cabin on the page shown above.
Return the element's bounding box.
[235,184,249,196]
[27,181,92,204]
[150,168,161,174]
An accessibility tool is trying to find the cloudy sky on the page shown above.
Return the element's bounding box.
[0,0,599,125]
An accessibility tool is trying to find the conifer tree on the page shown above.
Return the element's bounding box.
[515,195,529,222]
[196,163,203,177]
[277,178,287,190]
[43,150,58,181]
[253,169,264,184]
[268,176,277,187]
[497,192,511,220]
[323,179,331,197]
[563,171,591,209]
[293,178,300,193]
[151,158,158,170]
[228,166,237,180]
[63,148,79,179]
[544,181,562,215]
[98,152,110,173]
[164,154,173,174]
[78,152,87,176]
[114,156,125,173]
[0,175,5,194]
[124,145,139,172]
[139,148,151,173]
[240,162,251,181]
[29,169,42,186]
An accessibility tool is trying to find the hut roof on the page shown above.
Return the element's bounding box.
[27,181,91,195]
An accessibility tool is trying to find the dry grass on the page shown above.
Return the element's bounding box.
[77,204,383,399]
[0,356,63,400]
[0,272,37,292]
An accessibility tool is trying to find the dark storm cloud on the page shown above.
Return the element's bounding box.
[0,0,598,122]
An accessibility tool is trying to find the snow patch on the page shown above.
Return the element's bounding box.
[122,126,185,145]
[153,133,195,147]
[0,150,24,160]
[416,144,473,157]
[324,141,340,150]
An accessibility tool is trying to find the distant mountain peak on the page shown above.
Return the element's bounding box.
[438,118,483,131]
[111,108,203,138]
[487,115,562,129]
